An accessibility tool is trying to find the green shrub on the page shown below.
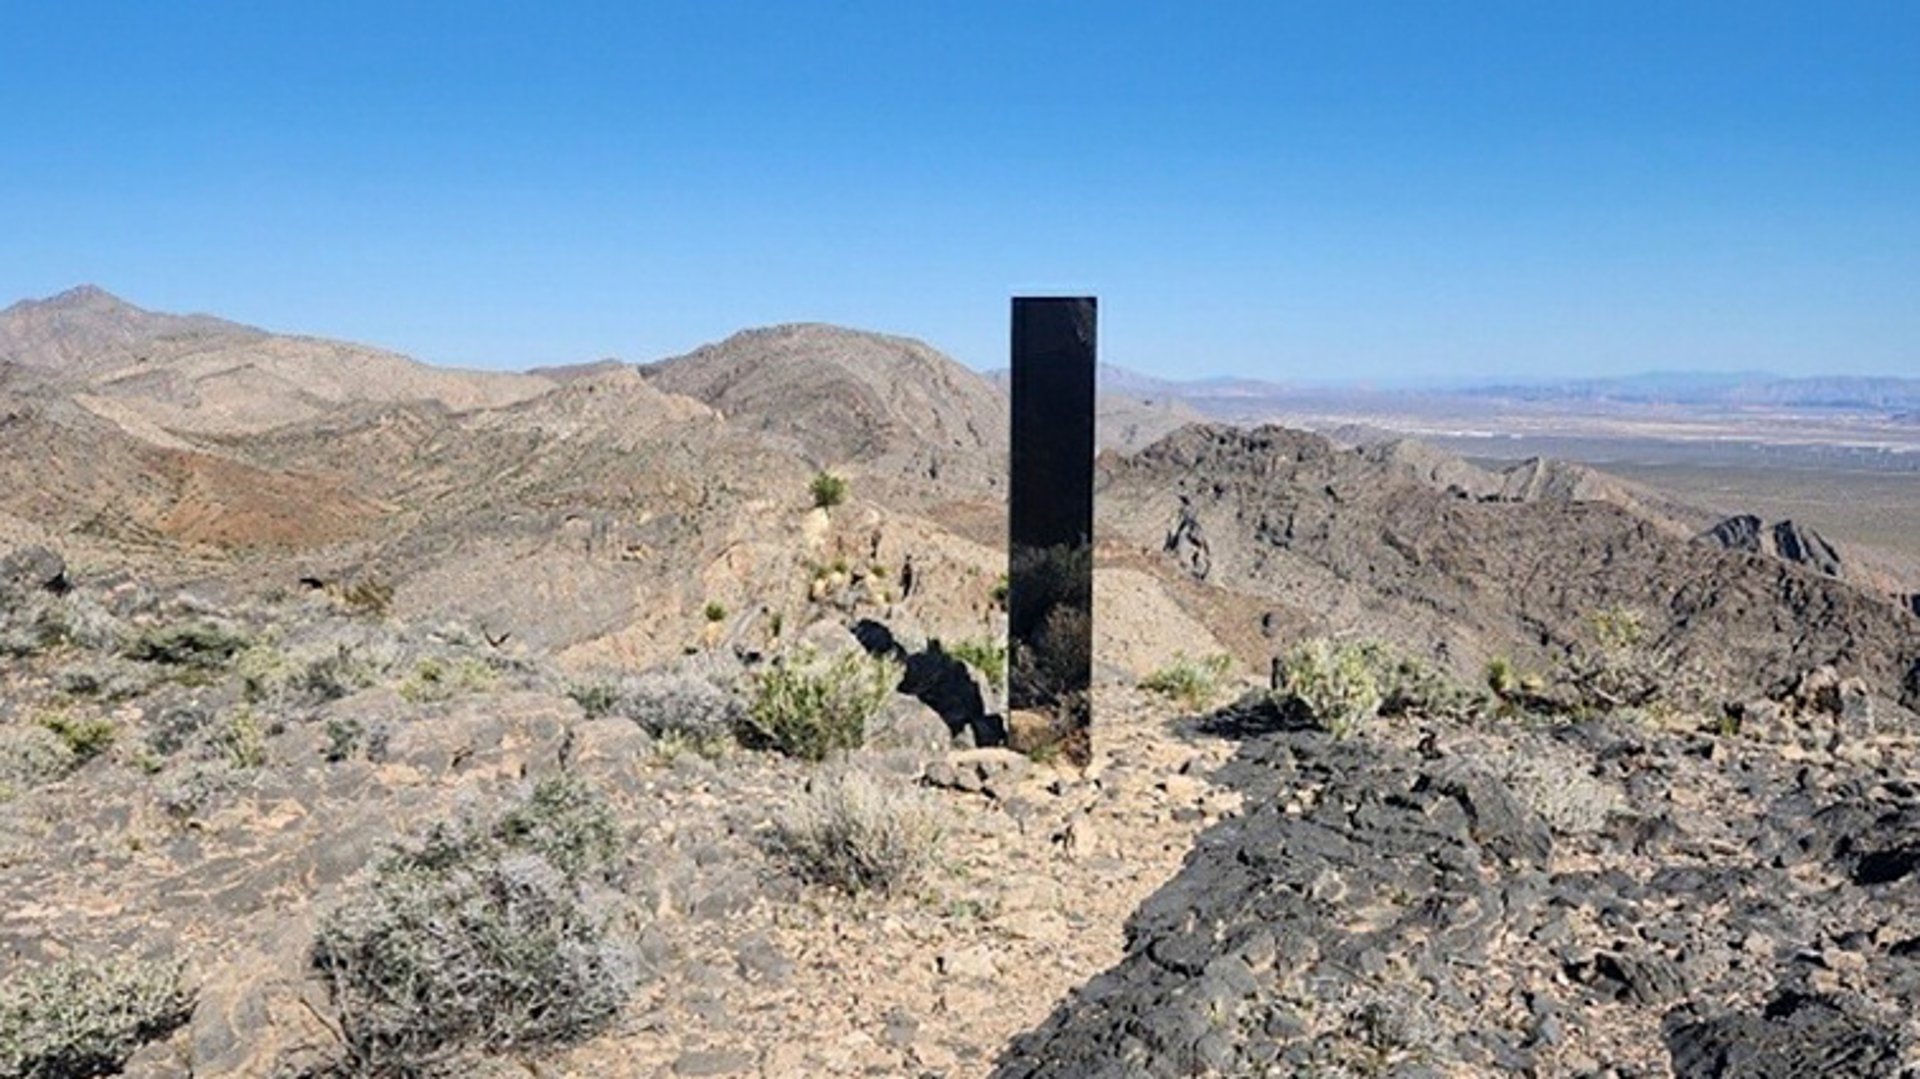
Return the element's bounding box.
[0,956,194,1079]
[1140,652,1233,712]
[1363,646,1485,720]
[124,623,249,670]
[235,643,299,704]
[1273,639,1383,737]
[703,601,727,624]
[301,645,381,703]
[1535,605,1714,719]
[0,726,75,801]
[215,707,266,770]
[772,767,943,896]
[339,579,394,618]
[396,656,498,704]
[313,777,631,1073]
[38,712,116,764]
[944,637,1008,690]
[567,680,622,719]
[809,472,848,510]
[741,651,900,761]
[492,776,622,881]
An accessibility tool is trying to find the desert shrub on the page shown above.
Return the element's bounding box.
[313,777,632,1072]
[396,656,498,704]
[491,776,622,881]
[155,762,242,819]
[590,671,742,753]
[1273,639,1383,737]
[0,595,71,659]
[301,645,382,703]
[1554,605,1710,718]
[741,652,901,762]
[1140,652,1233,712]
[53,663,147,702]
[566,680,621,719]
[124,622,248,670]
[339,579,394,618]
[0,956,194,1079]
[943,637,1008,690]
[144,705,212,757]
[809,471,848,510]
[235,643,299,704]
[1363,646,1485,720]
[0,726,74,801]
[37,712,116,764]
[214,707,266,770]
[1496,750,1625,836]
[702,601,727,624]
[772,767,943,896]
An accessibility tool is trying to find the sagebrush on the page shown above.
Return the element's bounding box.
[772,767,944,896]
[0,956,194,1079]
[313,776,633,1074]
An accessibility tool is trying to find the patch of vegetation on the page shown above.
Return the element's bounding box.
[1140,652,1233,712]
[0,957,193,1079]
[1362,645,1485,720]
[123,622,249,670]
[1554,605,1710,719]
[740,651,901,762]
[301,645,382,703]
[566,680,621,719]
[214,707,266,770]
[772,767,944,896]
[144,705,212,757]
[339,579,394,618]
[1272,639,1386,737]
[0,726,75,801]
[38,711,116,764]
[943,637,1008,690]
[396,656,498,704]
[573,671,742,757]
[235,642,299,704]
[703,601,727,624]
[312,777,632,1073]
[809,471,848,510]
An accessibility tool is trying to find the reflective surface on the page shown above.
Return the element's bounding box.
[1008,297,1096,764]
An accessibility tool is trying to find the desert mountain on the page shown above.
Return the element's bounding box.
[641,323,1009,494]
[0,286,554,437]
[1098,424,1920,712]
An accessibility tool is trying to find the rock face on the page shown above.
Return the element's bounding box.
[1706,513,1846,579]
[996,701,1920,1078]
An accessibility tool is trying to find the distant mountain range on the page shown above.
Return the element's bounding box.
[1065,363,1920,413]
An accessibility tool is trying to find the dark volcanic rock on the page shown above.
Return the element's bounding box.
[1665,992,1905,1079]
[996,704,1920,1078]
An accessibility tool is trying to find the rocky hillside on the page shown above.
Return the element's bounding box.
[1098,425,1920,716]
[1,286,553,436]
[642,323,1009,495]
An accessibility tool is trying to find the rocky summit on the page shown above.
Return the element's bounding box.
[0,288,1917,1077]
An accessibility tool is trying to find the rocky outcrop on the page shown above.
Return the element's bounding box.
[997,701,1920,1078]
[1706,513,1846,579]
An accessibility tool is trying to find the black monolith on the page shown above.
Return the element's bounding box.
[1008,297,1096,764]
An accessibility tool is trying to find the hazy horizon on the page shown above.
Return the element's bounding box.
[4,4,1915,382]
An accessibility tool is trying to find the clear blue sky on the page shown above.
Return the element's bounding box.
[3,2,1915,381]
